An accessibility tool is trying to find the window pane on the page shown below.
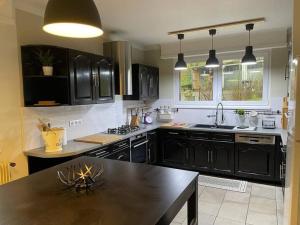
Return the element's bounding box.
[179,62,213,101]
[222,57,264,101]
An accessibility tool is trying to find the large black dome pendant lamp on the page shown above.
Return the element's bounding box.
[205,29,220,68]
[241,23,257,65]
[174,34,187,71]
[43,0,103,38]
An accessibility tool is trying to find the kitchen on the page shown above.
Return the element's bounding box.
[0,0,299,225]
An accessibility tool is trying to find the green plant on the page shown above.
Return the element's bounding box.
[35,49,54,66]
[235,109,245,116]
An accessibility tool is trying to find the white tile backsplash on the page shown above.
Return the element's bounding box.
[23,97,143,151]
[147,98,283,128]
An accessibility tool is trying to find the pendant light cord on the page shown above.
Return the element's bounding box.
[248,30,251,46]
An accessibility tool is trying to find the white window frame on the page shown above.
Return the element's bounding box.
[174,50,271,109]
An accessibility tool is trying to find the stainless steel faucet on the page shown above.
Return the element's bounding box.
[215,103,224,127]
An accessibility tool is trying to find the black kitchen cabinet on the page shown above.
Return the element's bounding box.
[191,139,211,171]
[69,50,94,105]
[211,141,235,174]
[190,134,234,175]
[21,45,115,106]
[159,130,189,166]
[147,130,158,164]
[27,156,75,174]
[123,64,159,100]
[92,55,115,103]
[235,143,275,181]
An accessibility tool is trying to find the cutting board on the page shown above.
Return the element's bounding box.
[74,134,122,145]
[160,123,188,128]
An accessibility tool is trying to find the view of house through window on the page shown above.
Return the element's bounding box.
[179,62,214,101]
[222,57,264,101]
[178,54,267,106]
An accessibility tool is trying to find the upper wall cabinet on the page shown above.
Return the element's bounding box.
[21,45,114,107]
[123,64,159,101]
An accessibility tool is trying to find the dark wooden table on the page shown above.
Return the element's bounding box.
[0,156,198,225]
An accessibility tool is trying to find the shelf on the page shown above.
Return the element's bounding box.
[24,76,68,79]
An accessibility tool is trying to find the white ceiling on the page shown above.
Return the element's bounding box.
[15,0,293,48]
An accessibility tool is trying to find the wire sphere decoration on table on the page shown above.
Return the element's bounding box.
[57,163,104,191]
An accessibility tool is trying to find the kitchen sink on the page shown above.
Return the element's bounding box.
[192,124,235,130]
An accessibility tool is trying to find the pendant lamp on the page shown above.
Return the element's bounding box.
[174,34,187,71]
[43,0,103,38]
[205,29,219,68]
[241,23,256,65]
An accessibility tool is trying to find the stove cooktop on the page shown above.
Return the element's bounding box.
[106,125,140,135]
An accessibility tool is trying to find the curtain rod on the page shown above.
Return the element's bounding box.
[168,17,266,35]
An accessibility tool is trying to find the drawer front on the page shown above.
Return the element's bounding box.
[188,131,210,140]
[211,133,235,142]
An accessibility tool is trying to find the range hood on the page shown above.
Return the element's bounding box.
[103,41,133,95]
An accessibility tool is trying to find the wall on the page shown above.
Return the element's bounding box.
[0,0,27,179]
[144,44,288,127]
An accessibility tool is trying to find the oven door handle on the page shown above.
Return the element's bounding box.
[133,140,149,148]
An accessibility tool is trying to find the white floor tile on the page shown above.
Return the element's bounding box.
[246,211,277,225]
[249,197,277,215]
[224,191,250,204]
[218,201,248,223]
[199,187,226,204]
[198,200,222,216]
[214,217,246,225]
[251,183,276,199]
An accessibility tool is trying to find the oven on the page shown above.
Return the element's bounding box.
[130,133,148,163]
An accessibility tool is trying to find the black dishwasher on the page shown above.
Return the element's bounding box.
[235,134,276,181]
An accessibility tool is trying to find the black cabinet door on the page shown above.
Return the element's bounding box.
[93,56,114,103]
[161,137,189,166]
[147,131,158,164]
[235,143,275,180]
[148,67,159,99]
[139,65,149,100]
[211,142,234,175]
[190,139,211,171]
[69,50,94,105]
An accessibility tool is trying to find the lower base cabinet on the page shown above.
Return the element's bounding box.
[191,139,234,175]
[211,141,235,175]
[235,143,275,181]
[157,129,280,183]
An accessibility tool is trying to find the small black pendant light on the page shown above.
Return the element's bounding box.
[43,0,103,38]
[205,29,220,68]
[241,23,257,65]
[174,34,187,71]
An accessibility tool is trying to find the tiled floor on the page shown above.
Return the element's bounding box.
[171,181,284,225]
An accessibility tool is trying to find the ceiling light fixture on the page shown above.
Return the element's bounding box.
[174,34,187,71]
[241,23,256,65]
[205,29,219,68]
[43,0,103,38]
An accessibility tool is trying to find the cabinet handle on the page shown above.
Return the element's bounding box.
[168,132,179,135]
[210,151,213,163]
[280,164,282,179]
[208,152,210,163]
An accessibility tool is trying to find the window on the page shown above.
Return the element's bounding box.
[175,51,269,108]
[179,62,214,101]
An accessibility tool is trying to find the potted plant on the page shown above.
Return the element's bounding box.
[235,109,246,126]
[35,49,54,76]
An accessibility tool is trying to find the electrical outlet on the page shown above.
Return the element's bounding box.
[69,119,83,127]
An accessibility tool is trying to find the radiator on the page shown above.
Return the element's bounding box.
[0,162,14,185]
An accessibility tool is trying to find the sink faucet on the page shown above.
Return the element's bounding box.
[215,103,224,127]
